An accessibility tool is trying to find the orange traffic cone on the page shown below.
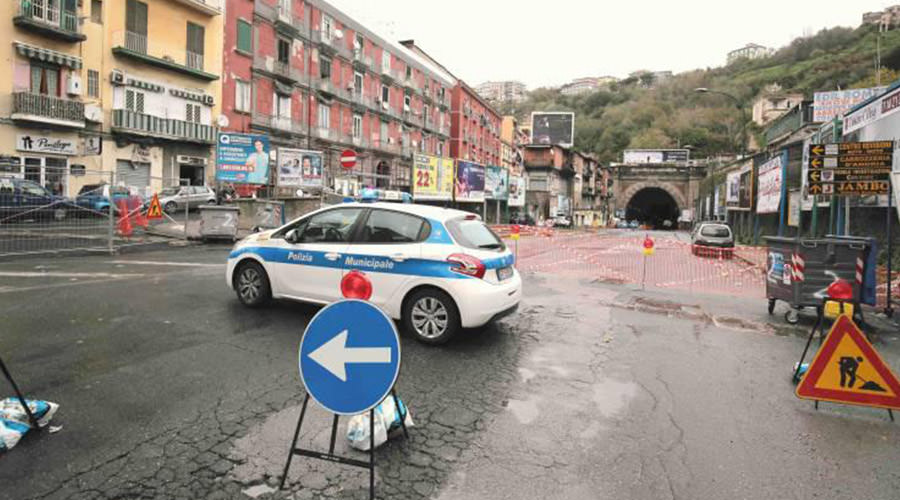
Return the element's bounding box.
[130,197,148,229]
[116,199,132,237]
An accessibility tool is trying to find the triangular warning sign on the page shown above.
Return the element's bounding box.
[796,315,900,410]
[147,193,163,219]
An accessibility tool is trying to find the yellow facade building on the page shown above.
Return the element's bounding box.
[2,0,223,198]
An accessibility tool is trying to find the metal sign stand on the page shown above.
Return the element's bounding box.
[0,355,41,430]
[279,388,409,499]
[887,176,894,318]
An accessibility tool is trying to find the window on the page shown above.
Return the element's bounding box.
[438,141,444,156]
[423,104,430,122]
[380,121,389,145]
[381,51,391,72]
[30,64,60,96]
[359,210,426,244]
[91,0,103,23]
[322,14,334,41]
[419,136,426,153]
[186,23,205,69]
[317,104,330,129]
[186,103,201,123]
[353,72,363,95]
[381,84,389,104]
[405,65,412,80]
[320,56,332,79]
[275,93,291,119]
[403,94,411,111]
[235,80,251,112]
[277,38,290,64]
[296,208,364,244]
[236,19,252,53]
[87,69,99,98]
[354,33,364,53]
[352,114,362,138]
[126,89,145,113]
[125,0,148,53]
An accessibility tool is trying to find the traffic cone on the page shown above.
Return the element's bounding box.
[131,197,148,229]
[116,200,132,237]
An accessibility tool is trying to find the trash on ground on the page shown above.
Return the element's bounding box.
[346,396,414,451]
[0,398,59,452]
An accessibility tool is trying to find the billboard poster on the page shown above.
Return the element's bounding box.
[277,148,324,187]
[844,86,900,135]
[788,190,801,227]
[756,155,784,214]
[216,133,270,184]
[738,161,753,210]
[508,176,526,207]
[726,171,741,207]
[813,87,885,123]
[531,112,575,147]
[485,166,509,200]
[454,160,485,202]
[412,154,454,200]
[623,149,690,164]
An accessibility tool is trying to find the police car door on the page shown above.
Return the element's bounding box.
[278,207,365,302]
[345,208,425,308]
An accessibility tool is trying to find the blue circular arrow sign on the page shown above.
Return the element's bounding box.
[299,300,401,415]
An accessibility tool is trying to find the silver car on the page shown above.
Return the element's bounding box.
[691,222,734,257]
[158,186,216,212]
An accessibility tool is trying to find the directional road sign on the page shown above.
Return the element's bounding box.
[298,300,401,415]
[807,141,894,196]
[808,181,890,195]
[809,141,894,157]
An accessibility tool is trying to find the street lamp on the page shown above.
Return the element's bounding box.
[694,87,747,156]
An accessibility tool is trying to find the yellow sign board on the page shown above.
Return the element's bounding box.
[413,154,454,201]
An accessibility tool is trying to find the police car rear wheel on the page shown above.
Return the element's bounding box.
[404,289,460,344]
[235,261,271,307]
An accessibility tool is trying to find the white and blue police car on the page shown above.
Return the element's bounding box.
[226,202,521,344]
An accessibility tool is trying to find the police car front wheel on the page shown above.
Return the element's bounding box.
[403,289,460,344]
[235,261,271,307]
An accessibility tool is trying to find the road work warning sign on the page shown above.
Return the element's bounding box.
[147,193,163,219]
[796,315,900,410]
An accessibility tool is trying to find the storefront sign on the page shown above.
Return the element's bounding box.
[277,148,323,188]
[82,136,102,156]
[485,166,508,200]
[508,176,526,207]
[844,87,900,135]
[132,145,152,164]
[788,190,800,226]
[16,134,76,155]
[412,154,454,201]
[216,133,270,184]
[756,155,783,214]
[454,160,485,202]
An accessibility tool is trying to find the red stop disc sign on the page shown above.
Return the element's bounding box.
[340,149,357,169]
[511,224,521,235]
[643,237,654,249]
[341,270,372,300]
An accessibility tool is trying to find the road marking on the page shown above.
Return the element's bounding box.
[0,271,144,278]
[109,260,223,268]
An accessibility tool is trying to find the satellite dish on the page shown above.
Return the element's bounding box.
[296,189,305,197]
[216,115,230,128]
[334,29,344,39]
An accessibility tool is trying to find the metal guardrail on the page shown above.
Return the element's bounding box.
[112,109,215,143]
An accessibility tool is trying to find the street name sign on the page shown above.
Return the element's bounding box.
[807,141,894,195]
[796,315,900,411]
[298,299,401,415]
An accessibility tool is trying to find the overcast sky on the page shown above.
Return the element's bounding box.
[327,0,891,89]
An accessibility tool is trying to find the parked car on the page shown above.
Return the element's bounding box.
[154,186,217,213]
[628,220,640,229]
[691,222,734,257]
[511,213,535,226]
[0,178,69,221]
[551,215,572,228]
[74,183,130,216]
[616,220,629,229]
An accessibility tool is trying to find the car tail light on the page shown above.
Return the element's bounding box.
[447,253,486,279]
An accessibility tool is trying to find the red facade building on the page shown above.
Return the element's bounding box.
[449,83,502,165]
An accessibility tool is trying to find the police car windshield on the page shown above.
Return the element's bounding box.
[447,218,504,251]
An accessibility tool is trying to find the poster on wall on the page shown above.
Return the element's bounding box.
[756,155,783,214]
[216,133,270,184]
[508,176,526,207]
[454,160,485,202]
[726,171,741,208]
[737,161,754,210]
[788,190,801,227]
[412,154,454,200]
[277,148,323,187]
[813,87,885,123]
[485,166,509,200]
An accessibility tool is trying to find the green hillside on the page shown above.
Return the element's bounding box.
[503,24,900,163]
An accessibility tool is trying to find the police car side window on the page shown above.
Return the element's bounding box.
[359,210,426,244]
[299,208,363,244]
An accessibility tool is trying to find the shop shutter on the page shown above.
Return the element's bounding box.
[116,159,150,188]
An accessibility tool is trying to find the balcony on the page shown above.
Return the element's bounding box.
[14,1,85,42]
[351,135,370,149]
[352,50,373,70]
[112,109,215,144]
[250,111,304,135]
[11,92,85,128]
[316,78,351,101]
[402,110,423,128]
[112,30,219,81]
[171,0,222,16]
[254,0,308,37]
[313,30,350,58]
[373,140,401,155]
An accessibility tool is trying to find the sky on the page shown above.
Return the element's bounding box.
[327,0,892,89]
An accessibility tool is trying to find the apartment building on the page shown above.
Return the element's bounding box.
[222,0,453,195]
[500,115,524,175]
[560,77,598,96]
[475,80,526,104]
[726,43,773,64]
[1,0,224,196]
[523,144,573,221]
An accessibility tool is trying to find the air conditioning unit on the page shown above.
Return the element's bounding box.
[382,101,389,110]
[84,104,103,123]
[403,104,410,112]
[111,70,125,85]
[203,95,214,106]
[67,75,83,96]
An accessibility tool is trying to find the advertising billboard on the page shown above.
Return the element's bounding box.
[508,176,526,207]
[485,166,509,200]
[454,160,485,202]
[738,161,753,210]
[277,148,324,187]
[756,155,784,214]
[216,133,270,184]
[412,154,454,201]
[531,112,575,147]
[622,149,690,164]
[813,87,885,123]
[726,171,741,207]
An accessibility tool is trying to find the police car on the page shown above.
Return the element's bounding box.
[226,202,521,344]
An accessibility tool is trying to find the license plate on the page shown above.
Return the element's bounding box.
[497,266,513,281]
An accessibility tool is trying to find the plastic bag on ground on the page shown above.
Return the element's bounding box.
[0,398,59,452]
[346,396,414,451]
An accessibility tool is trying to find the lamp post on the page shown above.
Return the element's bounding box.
[694,87,748,156]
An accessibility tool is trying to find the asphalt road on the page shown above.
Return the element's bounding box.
[1,236,899,500]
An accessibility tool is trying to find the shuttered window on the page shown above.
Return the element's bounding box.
[236,19,252,53]
[125,0,147,35]
[186,23,205,56]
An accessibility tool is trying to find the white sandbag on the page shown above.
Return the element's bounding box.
[0,398,59,452]
[346,396,413,451]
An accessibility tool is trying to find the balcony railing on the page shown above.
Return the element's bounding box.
[11,92,84,127]
[373,140,401,155]
[112,109,215,144]
[351,135,369,149]
[254,0,307,36]
[125,31,148,54]
[186,51,204,71]
[402,110,423,128]
[251,111,304,134]
[14,0,84,42]
[171,0,222,15]
[112,30,218,81]
[352,50,373,69]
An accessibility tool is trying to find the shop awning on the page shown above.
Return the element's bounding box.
[14,41,82,69]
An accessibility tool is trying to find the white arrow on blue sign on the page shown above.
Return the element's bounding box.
[299,300,401,415]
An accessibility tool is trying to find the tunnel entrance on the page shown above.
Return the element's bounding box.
[625,187,680,229]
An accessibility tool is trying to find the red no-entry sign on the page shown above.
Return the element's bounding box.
[340,149,357,169]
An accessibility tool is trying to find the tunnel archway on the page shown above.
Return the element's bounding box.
[625,187,680,229]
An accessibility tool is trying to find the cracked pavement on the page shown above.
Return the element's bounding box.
[2,244,900,499]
